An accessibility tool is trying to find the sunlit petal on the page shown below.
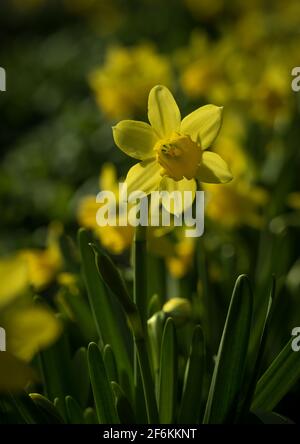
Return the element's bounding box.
[113,120,157,160]
[124,159,162,195]
[198,151,233,183]
[181,104,223,149]
[148,85,181,137]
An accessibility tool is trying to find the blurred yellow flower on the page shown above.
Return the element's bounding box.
[0,256,28,309]
[2,304,61,362]
[203,180,268,229]
[178,33,220,100]
[0,254,61,369]
[89,44,173,119]
[212,110,252,180]
[57,272,78,290]
[18,223,63,291]
[177,32,233,105]
[113,84,232,205]
[166,237,195,279]
[162,297,192,326]
[77,164,134,255]
[251,62,292,125]
[287,192,300,210]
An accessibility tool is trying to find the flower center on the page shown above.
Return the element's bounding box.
[154,133,202,181]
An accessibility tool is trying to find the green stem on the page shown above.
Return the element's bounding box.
[132,225,158,423]
[134,225,148,327]
[134,336,159,424]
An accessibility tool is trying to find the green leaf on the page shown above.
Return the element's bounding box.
[84,407,98,424]
[58,233,80,274]
[178,325,205,424]
[147,293,161,319]
[158,318,178,424]
[203,275,253,424]
[103,344,119,383]
[87,342,119,424]
[38,316,75,402]
[29,393,65,424]
[90,243,136,315]
[0,397,24,424]
[88,233,158,423]
[237,277,275,420]
[9,392,50,424]
[147,311,165,391]
[61,288,97,343]
[111,381,136,424]
[54,397,67,422]
[78,229,133,397]
[252,337,300,411]
[65,395,85,424]
[133,225,148,327]
[253,410,294,424]
[72,347,90,408]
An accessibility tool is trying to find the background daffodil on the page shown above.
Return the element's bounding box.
[77,163,134,254]
[113,85,232,200]
[0,255,62,360]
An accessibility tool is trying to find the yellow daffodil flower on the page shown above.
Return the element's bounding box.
[18,222,63,291]
[0,254,62,362]
[203,180,268,229]
[166,237,195,279]
[78,164,134,254]
[113,85,232,202]
[89,45,173,119]
[287,192,300,210]
[0,256,28,308]
[162,297,192,326]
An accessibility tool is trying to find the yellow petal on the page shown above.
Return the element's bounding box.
[148,85,181,138]
[124,159,161,195]
[6,306,62,361]
[0,352,36,393]
[0,256,28,309]
[159,176,196,214]
[113,120,157,160]
[181,104,223,149]
[198,151,233,184]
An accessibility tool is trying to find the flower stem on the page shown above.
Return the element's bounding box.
[133,225,158,423]
[134,225,148,327]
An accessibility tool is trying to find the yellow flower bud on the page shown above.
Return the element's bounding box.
[162,297,192,326]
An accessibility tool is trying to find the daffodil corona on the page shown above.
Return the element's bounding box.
[113,85,232,201]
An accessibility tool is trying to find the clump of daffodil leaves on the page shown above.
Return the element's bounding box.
[113,85,233,202]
